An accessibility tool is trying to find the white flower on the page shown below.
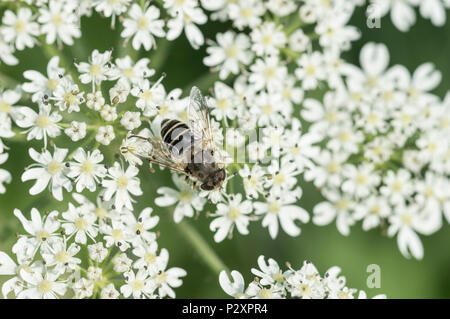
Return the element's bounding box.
[121,4,165,51]
[209,81,238,121]
[121,269,153,299]
[1,8,39,50]
[131,79,165,116]
[115,56,154,84]
[239,164,265,199]
[102,162,143,211]
[209,194,253,242]
[155,174,206,223]
[64,121,87,142]
[15,102,62,148]
[295,52,326,90]
[380,169,414,205]
[114,253,133,273]
[88,242,108,263]
[249,56,287,92]
[250,22,286,56]
[219,270,247,298]
[254,189,309,239]
[0,88,26,121]
[67,148,106,192]
[388,203,441,259]
[100,104,118,122]
[86,91,105,111]
[0,38,18,65]
[120,111,142,130]
[101,283,120,299]
[95,0,131,27]
[13,208,60,252]
[21,146,72,201]
[341,164,380,198]
[18,269,67,299]
[95,125,115,145]
[313,190,355,236]
[203,31,253,80]
[73,278,94,299]
[52,77,84,112]
[41,240,81,273]
[122,207,159,246]
[228,0,265,30]
[61,203,98,244]
[76,49,116,91]
[22,56,64,102]
[38,0,81,46]
[165,0,207,49]
[147,254,186,299]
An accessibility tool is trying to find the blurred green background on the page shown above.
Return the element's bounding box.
[1,6,450,298]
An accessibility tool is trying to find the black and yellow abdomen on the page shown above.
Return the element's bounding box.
[160,119,194,155]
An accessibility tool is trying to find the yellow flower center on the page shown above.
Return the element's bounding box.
[52,14,63,26]
[392,181,403,192]
[274,173,285,186]
[338,131,351,142]
[157,272,167,284]
[75,217,88,230]
[95,207,107,218]
[89,64,101,76]
[337,199,349,211]
[0,101,11,113]
[226,46,239,58]
[227,207,240,221]
[38,280,53,293]
[112,229,124,241]
[46,79,58,90]
[134,223,144,235]
[123,68,134,78]
[402,213,412,225]
[299,284,311,296]
[258,288,272,299]
[36,115,51,128]
[116,175,128,189]
[141,90,153,101]
[138,17,148,29]
[264,67,276,78]
[179,190,192,203]
[47,160,62,175]
[261,104,273,115]
[217,99,228,110]
[262,34,272,45]
[268,201,280,214]
[338,291,350,299]
[81,160,94,174]
[36,230,50,242]
[55,251,69,263]
[130,280,144,291]
[14,20,26,33]
[144,253,156,264]
[64,92,78,105]
[306,65,316,76]
[356,174,367,185]
[370,205,380,215]
[326,162,340,174]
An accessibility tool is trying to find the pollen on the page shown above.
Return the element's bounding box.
[36,230,50,242]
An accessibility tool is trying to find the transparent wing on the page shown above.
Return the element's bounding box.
[125,135,188,175]
[188,86,215,150]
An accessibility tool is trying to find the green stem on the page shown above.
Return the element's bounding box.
[174,220,229,275]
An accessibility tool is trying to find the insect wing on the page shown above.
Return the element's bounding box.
[188,86,215,150]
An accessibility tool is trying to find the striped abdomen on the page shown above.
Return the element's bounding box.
[160,119,194,155]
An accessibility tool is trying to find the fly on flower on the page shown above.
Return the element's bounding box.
[121,86,228,192]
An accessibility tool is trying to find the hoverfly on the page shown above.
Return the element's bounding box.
[120,86,227,191]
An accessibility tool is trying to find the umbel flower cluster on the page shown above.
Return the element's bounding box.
[0,0,447,298]
[219,256,386,299]
[0,202,185,299]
